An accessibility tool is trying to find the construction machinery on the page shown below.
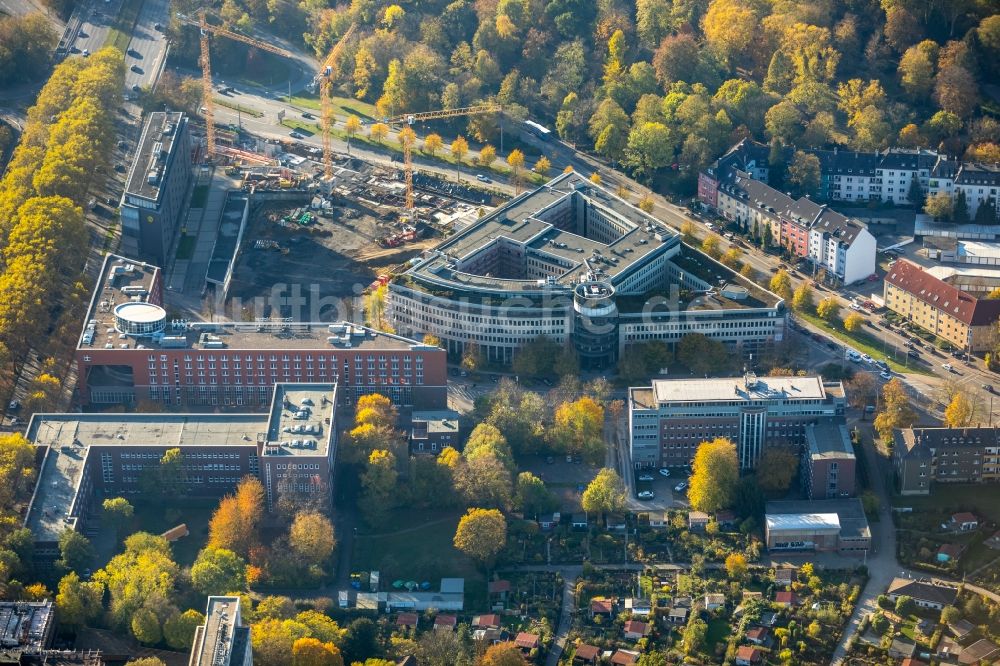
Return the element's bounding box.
[384,103,501,221]
[177,11,294,158]
[316,24,357,178]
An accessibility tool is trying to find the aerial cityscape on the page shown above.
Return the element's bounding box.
[0,0,999,664]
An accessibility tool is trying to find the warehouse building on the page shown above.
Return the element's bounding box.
[764,498,870,554]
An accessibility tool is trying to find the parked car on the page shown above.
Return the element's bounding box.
[907,349,920,358]
[983,384,994,393]
[880,371,892,380]
[637,490,655,500]
[658,468,671,477]
[476,174,491,183]
[673,481,688,493]
[942,363,954,372]
[7,400,19,411]
[638,474,654,482]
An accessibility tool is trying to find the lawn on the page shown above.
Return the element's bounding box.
[352,509,487,610]
[234,53,291,87]
[797,310,931,375]
[891,484,1000,523]
[286,92,378,120]
[128,499,215,567]
[705,617,731,650]
[104,0,143,51]
[280,118,321,135]
[213,97,264,118]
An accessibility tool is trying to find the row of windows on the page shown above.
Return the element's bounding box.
[271,463,322,470]
[150,353,422,364]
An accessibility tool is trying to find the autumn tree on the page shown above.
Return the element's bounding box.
[369,123,388,144]
[454,452,513,510]
[479,642,528,666]
[944,391,975,427]
[102,497,134,531]
[55,571,103,627]
[344,116,361,154]
[553,397,605,463]
[479,144,497,168]
[93,533,178,638]
[725,553,748,579]
[581,468,626,518]
[507,149,526,193]
[925,192,954,220]
[677,333,732,376]
[701,235,721,259]
[289,511,337,566]
[450,136,469,180]
[816,297,840,322]
[844,312,865,332]
[874,378,918,442]
[453,508,507,569]
[846,371,878,409]
[208,476,265,557]
[770,270,793,301]
[688,438,739,513]
[792,283,814,312]
[534,156,551,176]
[293,637,344,666]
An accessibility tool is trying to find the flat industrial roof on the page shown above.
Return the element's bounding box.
[651,375,827,404]
[766,498,871,541]
[124,111,186,202]
[265,383,336,457]
[404,171,678,293]
[765,513,841,533]
[806,420,855,459]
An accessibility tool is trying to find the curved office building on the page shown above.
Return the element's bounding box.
[389,172,786,368]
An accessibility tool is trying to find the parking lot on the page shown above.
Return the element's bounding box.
[628,466,691,511]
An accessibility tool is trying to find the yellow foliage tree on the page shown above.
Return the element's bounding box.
[687,438,739,513]
[453,508,507,568]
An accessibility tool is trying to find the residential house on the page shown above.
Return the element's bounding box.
[667,607,689,624]
[884,260,1000,353]
[409,409,461,455]
[396,613,418,629]
[515,632,540,653]
[434,615,457,632]
[946,512,979,532]
[735,646,763,666]
[624,598,651,616]
[571,513,589,530]
[894,427,1000,495]
[643,511,669,528]
[573,644,600,664]
[948,619,975,642]
[745,627,771,647]
[960,638,1000,664]
[889,636,917,660]
[985,530,1000,550]
[473,614,501,629]
[774,567,796,587]
[937,636,964,662]
[605,514,627,531]
[937,543,965,563]
[610,650,639,666]
[759,611,779,627]
[774,591,799,607]
[623,620,649,640]
[590,598,614,618]
[489,580,511,601]
[538,513,560,531]
[887,578,959,611]
[688,511,710,531]
[716,510,737,528]
[900,659,926,666]
[704,593,725,611]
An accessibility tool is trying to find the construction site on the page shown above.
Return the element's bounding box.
[222,158,491,319]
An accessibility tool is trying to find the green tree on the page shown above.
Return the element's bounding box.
[453,508,507,568]
[191,547,247,596]
[515,472,556,517]
[682,617,707,655]
[139,447,186,500]
[131,607,162,644]
[581,468,626,518]
[55,571,103,627]
[755,449,798,493]
[163,609,205,650]
[677,333,732,376]
[788,151,820,196]
[58,529,94,573]
[361,449,398,526]
[102,497,134,531]
[688,438,739,513]
[954,190,970,224]
[895,595,916,617]
[925,192,954,220]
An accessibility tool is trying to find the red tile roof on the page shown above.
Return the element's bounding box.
[736,646,762,662]
[775,591,798,605]
[610,650,639,666]
[396,613,418,627]
[886,260,1000,326]
[489,580,512,593]
[591,598,613,614]
[624,620,648,636]
[900,659,926,666]
[515,632,540,649]
[952,511,978,524]
[746,627,769,641]
[473,614,501,628]
[574,644,600,661]
[434,615,457,627]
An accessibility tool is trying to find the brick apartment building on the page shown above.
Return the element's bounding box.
[884,260,1000,353]
[24,383,340,559]
[894,426,1000,495]
[76,254,447,409]
[627,373,849,477]
[802,420,856,499]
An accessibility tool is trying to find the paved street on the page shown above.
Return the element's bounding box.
[122,0,169,93]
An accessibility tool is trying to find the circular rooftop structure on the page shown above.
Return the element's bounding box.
[114,302,167,337]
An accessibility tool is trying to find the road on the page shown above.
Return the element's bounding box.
[69,0,123,57]
[122,0,169,94]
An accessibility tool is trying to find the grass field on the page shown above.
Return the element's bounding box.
[797,310,931,375]
[213,98,264,118]
[892,484,1000,523]
[352,510,487,610]
[705,617,731,650]
[129,500,215,566]
[286,92,377,120]
[104,0,142,51]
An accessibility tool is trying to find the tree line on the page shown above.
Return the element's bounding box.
[0,48,123,392]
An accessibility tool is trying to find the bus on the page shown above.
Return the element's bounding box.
[524,119,552,141]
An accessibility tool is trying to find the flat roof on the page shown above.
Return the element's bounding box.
[765,512,841,533]
[629,387,657,410]
[81,257,436,352]
[807,419,855,459]
[412,409,460,434]
[927,265,1000,281]
[957,240,1000,260]
[403,171,678,293]
[264,383,336,457]
[124,111,186,203]
[206,193,248,285]
[651,375,827,404]
[766,498,870,541]
[192,596,243,666]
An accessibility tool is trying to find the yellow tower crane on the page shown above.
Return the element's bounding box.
[177,11,294,158]
[385,103,502,220]
[317,24,357,178]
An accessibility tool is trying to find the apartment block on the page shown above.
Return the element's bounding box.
[802,421,856,499]
[24,383,339,559]
[894,427,1000,495]
[120,112,192,264]
[77,254,447,409]
[409,409,462,455]
[189,597,252,666]
[884,260,1000,352]
[627,373,847,470]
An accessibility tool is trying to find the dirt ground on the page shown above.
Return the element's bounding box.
[226,199,435,320]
